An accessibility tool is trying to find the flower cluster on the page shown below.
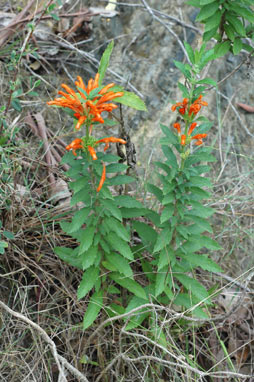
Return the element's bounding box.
[171,95,208,117]
[66,137,126,192]
[47,73,124,131]
[173,122,207,146]
[171,95,208,146]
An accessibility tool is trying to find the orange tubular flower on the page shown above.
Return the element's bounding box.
[189,95,208,116]
[191,133,207,145]
[188,122,197,135]
[97,164,106,192]
[66,138,83,156]
[181,135,186,146]
[173,122,181,135]
[95,137,126,152]
[88,146,97,160]
[171,98,188,115]
[47,73,124,130]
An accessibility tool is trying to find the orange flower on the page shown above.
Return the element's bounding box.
[97,164,106,192]
[66,138,83,156]
[188,122,197,135]
[47,73,124,130]
[171,98,188,115]
[181,135,186,146]
[173,122,181,135]
[188,95,208,116]
[191,133,207,145]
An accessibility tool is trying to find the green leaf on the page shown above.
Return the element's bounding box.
[187,0,201,6]
[173,61,191,79]
[188,176,212,188]
[226,14,246,36]
[132,221,157,246]
[228,3,254,23]
[110,273,148,300]
[185,253,222,272]
[104,217,130,242]
[106,232,133,260]
[189,187,211,199]
[196,77,217,86]
[155,266,168,297]
[162,192,174,205]
[154,161,171,175]
[101,199,122,221]
[224,23,236,41]
[175,274,209,300]
[233,38,243,55]
[0,240,8,248]
[70,187,91,207]
[11,98,22,112]
[153,227,172,253]
[106,163,128,173]
[83,290,104,330]
[114,195,145,209]
[204,10,222,32]
[200,0,216,4]
[81,246,98,270]
[116,91,147,111]
[161,146,178,168]
[214,41,231,58]
[178,82,190,98]
[160,124,179,144]
[124,296,149,330]
[189,200,214,218]
[108,175,136,186]
[106,253,133,278]
[160,204,174,224]
[184,42,195,64]
[185,214,213,233]
[98,41,114,85]
[69,176,90,193]
[157,247,175,270]
[196,1,219,21]
[54,247,83,269]
[79,226,96,254]
[2,230,14,239]
[147,183,163,202]
[174,294,209,318]
[77,267,99,300]
[68,207,90,233]
[120,207,149,218]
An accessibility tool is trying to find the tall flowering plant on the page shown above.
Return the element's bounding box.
[49,41,222,331]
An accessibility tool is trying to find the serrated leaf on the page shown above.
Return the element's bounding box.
[184,42,195,64]
[175,273,209,300]
[81,246,98,270]
[224,23,235,41]
[189,200,214,218]
[174,293,209,318]
[54,247,83,269]
[79,226,96,253]
[132,221,157,246]
[200,0,216,4]
[196,1,219,21]
[188,176,212,188]
[155,266,168,297]
[83,290,104,330]
[106,232,133,260]
[98,41,114,85]
[110,273,147,300]
[153,227,172,253]
[106,163,128,173]
[120,207,149,218]
[67,207,90,233]
[104,217,130,241]
[116,91,147,111]
[233,38,243,55]
[196,77,217,86]
[101,199,122,221]
[77,267,99,300]
[228,3,254,23]
[106,253,133,277]
[226,14,246,36]
[114,195,144,209]
[157,246,175,270]
[3,230,14,239]
[204,10,222,32]
[185,253,222,272]
[160,124,179,144]
[185,214,213,233]
[162,192,174,205]
[174,60,191,79]
[108,174,135,186]
[160,204,174,224]
[215,41,231,58]
[178,81,190,98]
[124,296,149,330]
[147,183,163,202]
[161,146,178,168]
